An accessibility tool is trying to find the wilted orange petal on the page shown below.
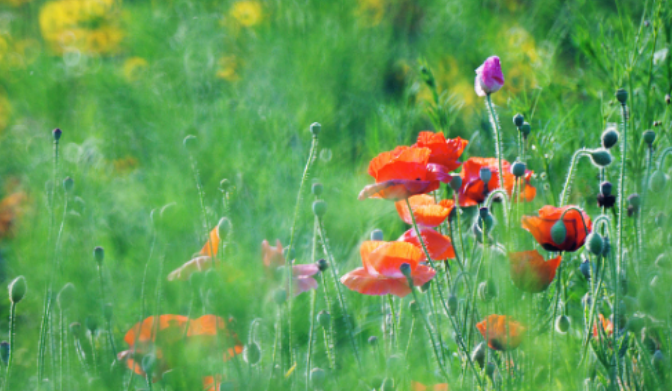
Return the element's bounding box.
[200,226,220,256]
[262,239,285,267]
[167,256,217,281]
[340,268,412,297]
[411,381,450,391]
[509,250,561,293]
[123,315,188,347]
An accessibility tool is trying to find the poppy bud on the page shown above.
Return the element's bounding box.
[513,113,524,127]
[472,342,486,369]
[53,128,62,141]
[643,130,656,146]
[485,362,496,380]
[63,177,74,193]
[478,280,496,302]
[141,354,157,375]
[316,259,328,272]
[449,176,462,192]
[312,200,327,217]
[511,161,526,178]
[183,135,197,150]
[69,322,82,338]
[589,149,613,167]
[555,315,570,333]
[103,303,113,323]
[600,181,613,196]
[520,122,531,138]
[219,178,231,192]
[616,88,628,104]
[666,94,671,105]
[93,246,104,265]
[447,294,458,316]
[548,220,567,246]
[420,280,431,292]
[399,263,412,279]
[243,342,261,365]
[368,336,378,346]
[586,233,604,256]
[273,289,287,305]
[57,283,76,311]
[649,170,667,192]
[370,229,384,241]
[479,168,492,184]
[601,127,619,149]
[0,341,9,365]
[310,367,326,388]
[311,183,323,196]
[85,316,98,333]
[409,300,419,314]
[310,122,321,136]
[8,276,27,304]
[317,310,331,328]
[580,259,592,281]
[652,350,665,374]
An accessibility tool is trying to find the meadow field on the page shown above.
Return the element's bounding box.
[0,0,670,390]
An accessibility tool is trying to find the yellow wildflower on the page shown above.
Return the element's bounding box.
[122,57,148,82]
[229,1,263,27]
[216,55,241,82]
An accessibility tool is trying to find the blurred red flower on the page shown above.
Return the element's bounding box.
[521,205,592,252]
[458,157,535,207]
[476,314,525,351]
[399,227,455,261]
[395,195,454,228]
[593,314,613,338]
[509,250,562,293]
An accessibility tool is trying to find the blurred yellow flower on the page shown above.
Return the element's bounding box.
[229,1,263,27]
[506,26,539,64]
[122,57,148,82]
[450,80,477,111]
[216,55,241,82]
[39,0,122,55]
[356,0,385,27]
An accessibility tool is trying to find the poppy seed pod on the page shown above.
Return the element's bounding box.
[555,315,570,333]
[600,181,613,196]
[616,88,628,104]
[312,200,327,217]
[586,233,604,256]
[589,149,613,167]
[310,122,321,136]
[479,167,492,183]
[448,294,458,316]
[9,276,27,304]
[310,368,326,389]
[317,310,331,328]
[550,220,567,246]
[399,263,412,278]
[311,183,323,196]
[649,170,667,192]
[513,113,524,127]
[485,362,496,380]
[52,128,62,141]
[182,134,197,149]
[63,176,74,193]
[652,350,665,373]
[472,342,486,368]
[580,259,591,280]
[601,128,619,149]
[316,259,328,272]
[141,353,157,375]
[243,342,261,365]
[628,194,641,208]
[370,229,384,241]
[520,122,531,138]
[93,246,104,265]
[408,300,419,314]
[643,130,656,146]
[449,176,462,192]
[0,342,8,365]
[219,178,231,192]
[478,280,496,302]
[511,161,526,178]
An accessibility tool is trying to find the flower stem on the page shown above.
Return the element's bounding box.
[305,217,318,389]
[5,302,16,390]
[560,149,590,207]
[485,94,505,191]
[615,100,628,380]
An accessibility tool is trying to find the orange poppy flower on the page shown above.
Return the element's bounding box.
[395,195,454,227]
[117,315,243,378]
[359,146,450,201]
[509,250,562,293]
[0,191,27,239]
[413,131,468,172]
[262,239,285,268]
[592,314,613,338]
[399,228,455,261]
[167,224,225,281]
[476,314,525,351]
[521,205,593,252]
[340,241,436,297]
[203,375,222,391]
[458,157,535,207]
[200,226,221,257]
[411,381,450,391]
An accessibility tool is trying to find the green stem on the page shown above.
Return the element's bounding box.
[5,302,16,390]
[615,101,629,380]
[485,95,505,191]
[305,216,318,390]
[387,295,398,351]
[560,149,590,207]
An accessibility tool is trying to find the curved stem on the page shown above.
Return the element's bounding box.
[560,149,590,207]
[485,95,505,191]
[656,146,672,168]
[484,188,509,224]
[615,101,629,379]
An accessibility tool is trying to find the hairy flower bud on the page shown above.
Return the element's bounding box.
[616,88,628,104]
[601,127,619,149]
[312,200,327,217]
[643,130,656,146]
[52,128,62,141]
[589,149,613,167]
[449,176,462,192]
[399,263,412,278]
[479,168,492,184]
[243,342,261,365]
[310,122,321,136]
[649,170,667,192]
[217,217,232,239]
[182,135,197,150]
[472,342,486,369]
[317,310,331,328]
[93,246,104,265]
[555,315,570,333]
[63,177,74,193]
[520,122,531,138]
[311,183,323,196]
[8,276,27,304]
[551,221,567,246]
[370,229,384,241]
[316,259,328,272]
[586,233,604,256]
[447,294,458,316]
[511,161,526,178]
[513,113,524,127]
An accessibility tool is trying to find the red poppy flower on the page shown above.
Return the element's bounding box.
[395,195,454,228]
[117,315,243,378]
[476,314,525,351]
[458,157,535,207]
[359,146,451,201]
[203,375,222,391]
[411,381,450,391]
[509,250,562,293]
[521,205,593,252]
[592,314,613,338]
[399,228,455,261]
[340,241,435,297]
[413,131,468,172]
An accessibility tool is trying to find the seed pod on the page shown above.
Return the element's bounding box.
[589,149,613,167]
[602,235,611,257]
[183,135,197,149]
[311,183,323,196]
[652,350,665,374]
[520,122,531,138]
[399,263,412,278]
[370,229,384,241]
[601,128,619,149]
[449,176,462,192]
[0,341,9,365]
[643,130,656,146]
[649,170,667,192]
[513,113,524,127]
[368,335,378,346]
[219,178,231,192]
[447,294,458,316]
[555,315,570,333]
[479,168,492,183]
[310,122,321,137]
[53,128,62,141]
[8,276,27,304]
[586,233,604,256]
[317,310,331,328]
[243,342,261,365]
[316,259,328,272]
[217,217,232,239]
[485,362,496,380]
[408,300,419,315]
[551,221,567,246]
[63,177,74,193]
[471,342,486,368]
[312,200,327,217]
[511,161,526,178]
[580,259,592,281]
[93,246,105,265]
[600,181,613,196]
[616,88,628,104]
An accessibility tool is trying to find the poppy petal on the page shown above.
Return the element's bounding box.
[366,241,424,277]
[200,226,220,257]
[340,267,413,297]
[167,256,217,281]
[399,228,456,261]
[395,195,451,228]
[358,179,440,201]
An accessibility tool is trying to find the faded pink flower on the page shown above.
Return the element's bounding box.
[290,263,320,296]
[474,56,504,96]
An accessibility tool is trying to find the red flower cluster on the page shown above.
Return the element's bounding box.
[459,157,535,206]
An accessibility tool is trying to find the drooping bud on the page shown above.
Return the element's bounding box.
[652,350,665,374]
[219,178,231,192]
[649,170,667,192]
[597,181,616,208]
[447,294,458,316]
[616,88,628,104]
[666,94,671,105]
[63,177,74,193]
[243,342,261,365]
[52,128,62,141]
[485,362,496,380]
[312,200,327,217]
[478,279,496,302]
[519,122,531,138]
[602,235,611,257]
[399,263,412,278]
[317,310,331,328]
[8,276,27,304]
[141,354,157,375]
[93,246,104,265]
[555,315,570,333]
[601,128,619,149]
[0,342,9,365]
[642,130,656,146]
[551,221,567,246]
[311,183,323,196]
[182,135,197,150]
[586,233,604,256]
[471,342,486,368]
[449,176,462,192]
[310,122,321,137]
[511,161,526,178]
[409,300,419,314]
[589,149,613,167]
[370,229,384,241]
[513,113,524,127]
[627,194,641,217]
[479,168,492,184]
[316,259,328,272]
[477,208,495,233]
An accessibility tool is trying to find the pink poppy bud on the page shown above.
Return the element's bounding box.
[474,56,504,96]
